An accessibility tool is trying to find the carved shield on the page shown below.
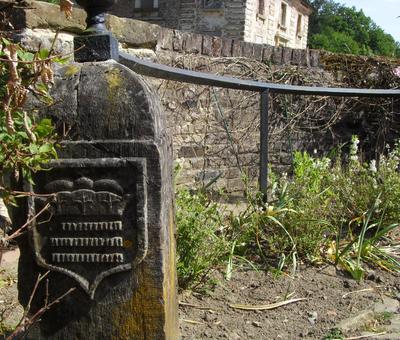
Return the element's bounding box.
[30,158,148,299]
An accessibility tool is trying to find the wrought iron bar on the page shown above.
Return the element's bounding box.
[119,51,400,196]
[119,52,400,97]
[260,90,269,196]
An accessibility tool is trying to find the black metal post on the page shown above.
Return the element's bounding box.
[74,0,119,62]
[260,90,269,197]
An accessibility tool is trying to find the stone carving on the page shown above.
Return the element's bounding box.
[50,237,124,247]
[61,221,123,231]
[29,158,148,299]
[51,253,124,263]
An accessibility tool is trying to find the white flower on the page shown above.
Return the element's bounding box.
[393,66,400,78]
[369,159,377,173]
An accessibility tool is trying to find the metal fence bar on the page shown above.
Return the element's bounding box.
[260,90,269,195]
[119,51,400,196]
[119,52,400,98]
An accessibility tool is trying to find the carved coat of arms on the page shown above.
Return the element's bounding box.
[29,158,148,299]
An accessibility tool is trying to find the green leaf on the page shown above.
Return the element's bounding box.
[36,82,49,94]
[1,37,11,46]
[35,118,54,137]
[16,131,28,139]
[29,144,39,154]
[38,48,50,60]
[0,132,9,141]
[53,56,71,65]
[17,50,34,62]
[38,143,54,154]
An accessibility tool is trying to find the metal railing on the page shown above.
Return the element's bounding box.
[119,51,400,194]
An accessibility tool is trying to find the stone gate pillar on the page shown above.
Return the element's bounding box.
[16,52,178,339]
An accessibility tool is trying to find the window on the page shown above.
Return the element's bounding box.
[203,0,223,9]
[275,35,288,47]
[258,0,265,15]
[134,0,159,11]
[280,2,287,28]
[296,14,303,37]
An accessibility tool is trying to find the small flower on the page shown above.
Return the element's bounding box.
[369,159,377,173]
[350,136,360,162]
[393,66,400,78]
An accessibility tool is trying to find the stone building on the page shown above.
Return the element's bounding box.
[111,0,313,49]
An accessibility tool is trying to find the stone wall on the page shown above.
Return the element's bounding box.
[1,1,321,65]
[111,0,180,29]
[176,0,247,39]
[110,0,312,48]
[2,0,400,197]
[244,0,311,49]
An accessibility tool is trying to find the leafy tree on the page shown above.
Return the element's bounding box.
[308,0,400,57]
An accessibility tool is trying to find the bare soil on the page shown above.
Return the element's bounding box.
[179,266,400,339]
[1,249,400,339]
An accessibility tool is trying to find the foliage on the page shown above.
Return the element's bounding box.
[0,39,64,205]
[0,5,73,339]
[175,187,229,289]
[176,136,400,288]
[266,136,400,278]
[324,328,344,340]
[308,0,400,57]
[0,37,72,252]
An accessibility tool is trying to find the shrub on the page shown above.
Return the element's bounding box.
[175,136,400,288]
[175,188,229,289]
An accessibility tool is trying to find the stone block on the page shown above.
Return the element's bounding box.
[3,0,86,32]
[202,35,213,56]
[121,48,157,62]
[183,33,202,54]
[106,15,161,48]
[158,28,174,50]
[172,30,183,51]
[305,48,311,67]
[221,38,233,57]
[310,49,320,67]
[262,45,274,62]
[178,145,205,158]
[232,39,241,57]
[282,47,292,64]
[291,49,303,65]
[12,28,75,56]
[195,170,223,184]
[272,46,283,64]
[300,49,308,66]
[241,41,254,58]
[212,37,222,57]
[253,43,263,61]
[16,61,178,339]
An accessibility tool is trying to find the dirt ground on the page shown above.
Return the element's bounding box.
[179,266,400,339]
[1,249,400,339]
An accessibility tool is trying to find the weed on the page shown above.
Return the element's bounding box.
[324,327,344,340]
[360,311,393,333]
[175,188,229,289]
[267,137,400,279]
[175,136,400,288]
